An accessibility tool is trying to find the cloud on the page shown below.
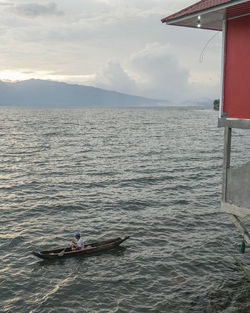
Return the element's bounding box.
[90,42,220,103]
[93,60,137,95]
[0,1,11,6]
[0,0,221,103]
[129,42,190,100]
[90,43,190,102]
[13,2,63,18]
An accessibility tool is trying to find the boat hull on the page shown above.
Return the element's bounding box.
[32,236,129,260]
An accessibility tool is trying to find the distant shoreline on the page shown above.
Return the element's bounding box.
[0,79,212,108]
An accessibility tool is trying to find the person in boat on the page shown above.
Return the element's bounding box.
[71,232,85,250]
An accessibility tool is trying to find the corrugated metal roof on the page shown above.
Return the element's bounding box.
[161,0,250,31]
[162,0,231,23]
[227,1,250,17]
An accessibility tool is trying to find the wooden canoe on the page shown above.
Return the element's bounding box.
[32,236,129,260]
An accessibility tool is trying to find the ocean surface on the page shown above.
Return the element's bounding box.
[0,106,249,313]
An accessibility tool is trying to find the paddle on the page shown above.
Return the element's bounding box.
[58,242,75,256]
[58,247,68,257]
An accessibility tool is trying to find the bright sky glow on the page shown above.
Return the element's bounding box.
[0,70,28,82]
[0,70,96,85]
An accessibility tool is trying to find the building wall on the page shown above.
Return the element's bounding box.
[223,15,250,119]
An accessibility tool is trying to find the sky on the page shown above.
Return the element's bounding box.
[0,0,222,103]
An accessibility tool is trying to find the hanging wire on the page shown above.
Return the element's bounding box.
[199,32,220,63]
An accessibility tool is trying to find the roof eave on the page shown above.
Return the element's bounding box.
[162,22,223,32]
[161,0,249,30]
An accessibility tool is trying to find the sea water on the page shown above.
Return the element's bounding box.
[0,106,249,313]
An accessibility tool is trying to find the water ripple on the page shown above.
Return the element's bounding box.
[0,107,249,313]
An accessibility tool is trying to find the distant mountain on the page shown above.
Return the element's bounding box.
[0,79,168,107]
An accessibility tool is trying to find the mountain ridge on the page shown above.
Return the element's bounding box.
[0,79,168,107]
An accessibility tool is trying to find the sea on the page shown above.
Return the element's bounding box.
[0,106,249,313]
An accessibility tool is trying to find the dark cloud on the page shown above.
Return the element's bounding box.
[14,2,63,18]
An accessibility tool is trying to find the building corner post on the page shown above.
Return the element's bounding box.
[222,126,231,202]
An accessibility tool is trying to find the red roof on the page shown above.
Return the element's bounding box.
[161,0,250,31]
[162,0,232,23]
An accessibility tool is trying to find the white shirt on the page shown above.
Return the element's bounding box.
[76,238,84,249]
